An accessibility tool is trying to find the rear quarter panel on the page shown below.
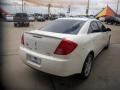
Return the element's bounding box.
[63,35,94,74]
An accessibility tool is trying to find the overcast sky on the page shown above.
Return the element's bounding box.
[1,0,120,15]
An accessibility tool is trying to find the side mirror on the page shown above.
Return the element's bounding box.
[106,28,111,31]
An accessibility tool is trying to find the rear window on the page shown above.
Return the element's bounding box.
[15,13,28,17]
[41,19,85,35]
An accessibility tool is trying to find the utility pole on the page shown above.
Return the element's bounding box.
[24,2,26,12]
[67,5,71,17]
[116,0,119,15]
[22,0,23,12]
[86,0,89,16]
[48,3,51,15]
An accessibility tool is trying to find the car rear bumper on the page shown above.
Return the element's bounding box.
[19,47,72,76]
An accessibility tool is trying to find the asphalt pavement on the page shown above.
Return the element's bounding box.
[0,21,120,90]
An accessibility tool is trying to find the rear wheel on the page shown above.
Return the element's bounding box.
[81,53,93,80]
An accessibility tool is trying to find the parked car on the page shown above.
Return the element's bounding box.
[13,13,29,27]
[98,17,105,22]
[5,15,14,22]
[36,16,45,21]
[19,18,111,79]
[114,16,120,25]
[49,15,58,20]
[43,14,49,20]
[105,16,120,25]
[28,15,35,22]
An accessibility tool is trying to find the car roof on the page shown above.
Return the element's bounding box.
[15,13,27,15]
[58,17,97,21]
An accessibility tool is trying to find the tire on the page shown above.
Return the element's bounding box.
[17,23,20,27]
[27,23,29,27]
[15,23,19,27]
[14,23,17,27]
[104,36,111,49]
[22,23,24,27]
[24,23,27,27]
[81,53,93,80]
[25,23,29,27]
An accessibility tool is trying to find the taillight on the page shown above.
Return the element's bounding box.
[21,34,24,45]
[54,39,78,55]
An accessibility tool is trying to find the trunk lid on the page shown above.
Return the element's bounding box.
[23,30,76,56]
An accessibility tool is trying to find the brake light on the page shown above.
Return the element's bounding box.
[21,34,24,45]
[54,39,78,55]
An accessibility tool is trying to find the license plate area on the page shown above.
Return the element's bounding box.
[26,54,41,65]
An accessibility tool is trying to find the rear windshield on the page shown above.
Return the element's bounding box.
[41,19,85,35]
[15,13,28,17]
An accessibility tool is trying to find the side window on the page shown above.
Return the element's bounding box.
[88,25,93,33]
[88,21,100,33]
[97,22,106,30]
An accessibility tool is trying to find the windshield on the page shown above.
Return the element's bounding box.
[41,19,85,35]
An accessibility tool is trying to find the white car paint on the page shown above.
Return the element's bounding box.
[19,18,111,76]
[28,16,35,21]
[5,15,13,22]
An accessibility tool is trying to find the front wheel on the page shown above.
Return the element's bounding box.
[81,54,93,80]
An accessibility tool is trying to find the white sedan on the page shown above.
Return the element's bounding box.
[19,18,111,79]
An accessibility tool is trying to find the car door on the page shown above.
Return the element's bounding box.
[96,21,109,47]
[88,21,104,56]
